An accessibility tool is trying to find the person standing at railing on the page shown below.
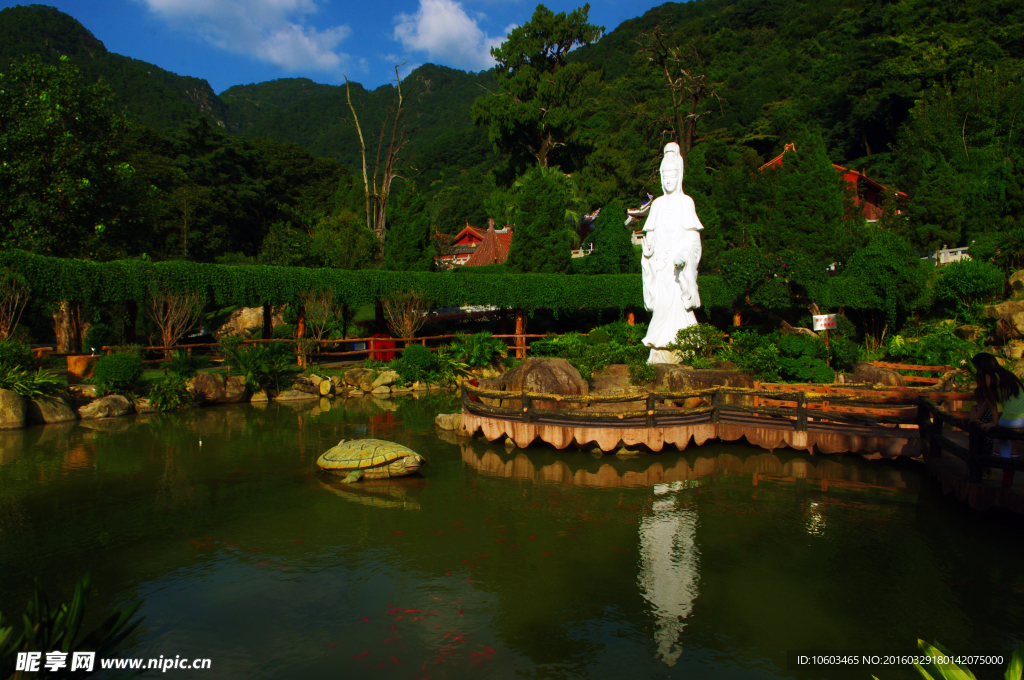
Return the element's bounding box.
[971,353,1024,488]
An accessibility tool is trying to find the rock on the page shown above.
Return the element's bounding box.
[371,370,399,388]
[318,380,333,396]
[215,306,283,338]
[68,384,98,398]
[349,389,364,396]
[251,390,269,403]
[1010,270,1024,294]
[0,389,26,429]
[435,413,462,430]
[27,396,77,424]
[371,385,391,395]
[391,384,413,393]
[191,372,248,404]
[133,397,160,414]
[666,367,756,392]
[411,381,427,391]
[345,368,375,386]
[331,376,344,390]
[273,389,318,402]
[1006,340,1024,361]
[79,395,132,420]
[954,325,985,342]
[310,374,324,386]
[478,357,588,411]
[290,381,318,395]
[850,362,905,388]
[986,300,1024,336]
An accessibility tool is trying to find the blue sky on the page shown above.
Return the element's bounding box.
[1,0,671,92]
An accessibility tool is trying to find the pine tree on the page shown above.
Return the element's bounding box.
[506,171,571,273]
[383,186,435,271]
[585,200,637,274]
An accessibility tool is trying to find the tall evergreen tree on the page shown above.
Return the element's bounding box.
[384,186,435,271]
[506,171,571,273]
[584,200,638,274]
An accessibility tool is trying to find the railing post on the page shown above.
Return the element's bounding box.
[646,393,656,428]
[521,390,532,423]
[916,402,931,457]
[515,309,526,360]
[461,381,469,411]
[967,421,984,484]
[930,411,944,460]
[796,392,808,432]
[710,390,720,424]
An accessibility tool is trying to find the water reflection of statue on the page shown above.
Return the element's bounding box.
[638,482,699,667]
[640,142,703,364]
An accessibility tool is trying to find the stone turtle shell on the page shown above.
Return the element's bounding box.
[317,439,416,471]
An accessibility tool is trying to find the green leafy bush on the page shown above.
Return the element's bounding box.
[224,343,291,392]
[0,339,33,369]
[448,332,507,368]
[628,360,656,384]
[148,375,193,411]
[83,322,120,351]
[828,334,860,371]
[434,345,469,385]
[389,344,439,384]
[690,356,714,370]
[669,323,728,360]
[886,323,979,369]
[93,352,143,393]
[717,331,782,383]
[934,258,1005,311]
[0,365,62,397]
[166,349,208,378]
[532,331,647,379]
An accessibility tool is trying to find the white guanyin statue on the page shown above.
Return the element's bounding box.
[640,142,703,364]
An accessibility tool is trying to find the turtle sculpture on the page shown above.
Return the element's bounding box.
[316,439,426,483]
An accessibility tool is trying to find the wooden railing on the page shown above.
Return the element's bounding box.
[870,361,953,384]
[461,382,970,431]
[917,399,1024,482]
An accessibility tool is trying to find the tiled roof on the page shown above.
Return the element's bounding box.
[465,225,511,266]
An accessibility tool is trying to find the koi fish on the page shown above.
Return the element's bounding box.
[452,522,462,526]
[510,544,518,548]
[451,599,462,604]
[483,646,495,655]
[541,551,551,556]
[293,539,304,543]
[257,562,270,566]
[363,617,370,623]
[529,534,536,539]
[383,637,398,644]
[478,554,489,558]
[496,538,504,543]
[330,642,339,649]
[458,608,463,616]
[392,655,400,665]
[404,609,422,613]
[350,651,369,660]
[391,530,404,534]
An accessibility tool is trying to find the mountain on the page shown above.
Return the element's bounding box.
[0,4,232,130]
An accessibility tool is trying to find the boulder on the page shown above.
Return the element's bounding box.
[289,381,319,395]
[251,390,269,403]
[954,325,985,342]
[478,357,588,411]
[330,376,344,390]
[0,389,26,429]
[310,374,324,386]
[1010,269,1024,294]
[411,381,428,391]
[344,368,375,386]
[79,395,133,420]
[850,362,905,388]
[66,355,99,385]
[133,397,160,414]
[191,372,247,404]
[1006,340,1024,361]
[986,301,1024,336]
[27,396,77,425]
[371,370,399,388]
[318,380,333,396]
[215,306,283,338]
[435,413,462,430]
[273,389,318,402]
[371,385,391,395]
[349,389,364,396]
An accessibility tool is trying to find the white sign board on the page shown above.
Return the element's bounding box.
[812,314,837,331]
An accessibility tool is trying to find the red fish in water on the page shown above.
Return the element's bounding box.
[442,631,453,640]
[390,624,397,631]
[452,521,462,526]
[363,617,370,623]
[390,530,404,534]
[404,609,421,613]
[461,559,471,563]
[541,552,551,556]
[451,599,462,604]
[529,534,536,539]
[483,646,496,655]
[383,637,398,644]
[293,539,304,543]
[458,608,463,616]
[445,571,450,577]
[257,562,270,566]
[330,642,339,649]
[478,554,489,558]
[391,656,400,665]
[350,651,369,660]
[496,538,504,543]
[510,544,518,548]
[467,577,472,583]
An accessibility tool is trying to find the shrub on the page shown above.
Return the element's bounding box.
[448,332,507,368]
[589,321,649,345]
[669,323,728,360]
[934,258,1005,311]
[389,344,439,384]
[83,322,121,351]
[434,345,469,385]
[148,374,193,411]
[166,349,208,379]
[224,343,291,392]
[0,339,33,369]
[93,352,144,393]
[0,365,62,397]
[717,331,781,382]
[828,334,859,371]
[691,356,713,370]
[628,359,656,384]
[886,323,979,368]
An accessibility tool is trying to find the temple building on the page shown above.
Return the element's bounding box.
[435,219,513,268]
[759,143,909,222]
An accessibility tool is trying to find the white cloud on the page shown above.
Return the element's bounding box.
[392,0,504,71]
[137,0,353,71]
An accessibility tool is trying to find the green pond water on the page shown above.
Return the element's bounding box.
[1,394,1022,680]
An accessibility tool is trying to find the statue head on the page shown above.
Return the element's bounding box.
[660,142,684,195]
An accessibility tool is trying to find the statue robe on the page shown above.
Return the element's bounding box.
[640,192,703,353]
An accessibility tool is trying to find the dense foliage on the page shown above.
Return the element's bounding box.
[92,351,143,393]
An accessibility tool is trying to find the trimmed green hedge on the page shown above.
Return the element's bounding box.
[0,250,737,311]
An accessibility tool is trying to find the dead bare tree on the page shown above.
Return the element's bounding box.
[0,269,29,341]
[148,288,205,357]
[300,289,338,344]
[382,290,430,344]
[635,26,722,163]
[345,64,410,242]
